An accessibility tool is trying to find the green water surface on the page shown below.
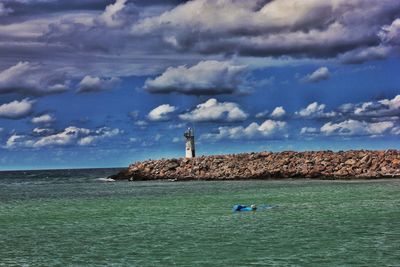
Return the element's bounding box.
[1,173,399,266]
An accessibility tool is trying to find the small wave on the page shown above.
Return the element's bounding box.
[95,177,115,182]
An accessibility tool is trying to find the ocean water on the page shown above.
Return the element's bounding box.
[0,169,399,266]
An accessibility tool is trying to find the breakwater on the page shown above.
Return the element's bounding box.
[110,150,400,181]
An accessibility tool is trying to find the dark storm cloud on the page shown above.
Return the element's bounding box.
[1,0,399,93]
[135,0,188,6]
[1,0,186,17]
[28,0,399,65]
[3,0,112,15]
[0,3,13,17]
[132,0,400,60]
[0,0,190,86]
[17,0,399,62]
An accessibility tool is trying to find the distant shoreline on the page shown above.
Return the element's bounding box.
[0,167,123,173]
[109,150,400,181]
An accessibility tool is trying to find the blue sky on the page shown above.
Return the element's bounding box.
[0,0,399,170]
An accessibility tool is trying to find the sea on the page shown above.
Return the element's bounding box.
[0,168,399,266]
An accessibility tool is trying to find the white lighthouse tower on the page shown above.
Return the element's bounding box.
[184,127,195,158]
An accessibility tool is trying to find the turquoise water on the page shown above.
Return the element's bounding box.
[1,170,400,266]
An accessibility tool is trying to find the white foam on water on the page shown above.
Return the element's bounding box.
[95,177,115,182]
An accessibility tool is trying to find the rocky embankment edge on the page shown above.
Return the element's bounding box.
[109,150,400,181]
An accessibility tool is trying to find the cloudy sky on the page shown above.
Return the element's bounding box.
[0,0,399,170]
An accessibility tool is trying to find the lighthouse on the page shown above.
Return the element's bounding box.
[184,127,195,158]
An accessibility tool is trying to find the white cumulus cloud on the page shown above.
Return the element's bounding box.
[31,114,55,124]
[77,75,120,93]
[99,0,128,27]
[340,95,400,119]
[321,120,394,136]
[300,127,318,135]
[144,60,248,95]
[201,120,287,140]
[302,67,330,83]
[78,127,121,146]
[296,102,336,119]
[270,106,286,118]
[179,98,248,122]
[0,98,35,119]
[5,126,121,149]
[255,110,269,119]
[147,104,177,121]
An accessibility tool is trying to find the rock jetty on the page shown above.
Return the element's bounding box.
[109,150,400,181]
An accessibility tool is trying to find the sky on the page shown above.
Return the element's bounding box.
[0,0,399,170]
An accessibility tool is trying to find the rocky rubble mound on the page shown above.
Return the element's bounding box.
[109,150,400,181]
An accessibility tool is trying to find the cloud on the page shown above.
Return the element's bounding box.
[128,110,139,119]
[32,127,55,136]
[379,18,400,46]
[0,98,34,119]
[302,67,330,83]
[255,110,269,119]
[340,95,400,119]
[134,120,148,129]
[33,126,90,147]
[201,120,287,140]
[0,3,13,16]
[334,17,400,63]
[99,0,128,27]
[270,106,286,118]
[154,133,162,141]
[77,75,120,93]
[2,0,397,85]
[339,46,392,64]
[132,0,400,61]
[391,126,400,135]
[0,62,69,95]
[78,127,121,146]
[295,102,336,119]
[5,126,121,148]
[168,123,185,129]
[39,1,141,54]
[321,120,394,136]
[147,104,177,121]
[144,60,248,95]
[5,134,32,149]
[129,137,138,142]
[300,127,318,135]
[179,98,248,122]
[31,114,55,124]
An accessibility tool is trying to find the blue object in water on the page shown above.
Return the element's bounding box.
[232,204,275,212]
[232,204,254,212]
